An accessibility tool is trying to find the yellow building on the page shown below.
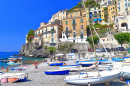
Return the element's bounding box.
[108,0,118,23]
[60,10,87,43]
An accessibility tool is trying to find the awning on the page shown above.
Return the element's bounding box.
[68,53,74,56]
[55,54,64,57]
[94,19,97,21]
[98,18,102,21]
[89,15,92,17]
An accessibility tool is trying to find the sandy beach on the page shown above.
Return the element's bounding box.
[1,60,127,86]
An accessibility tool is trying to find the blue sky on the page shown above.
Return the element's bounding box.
[0,0,81,51]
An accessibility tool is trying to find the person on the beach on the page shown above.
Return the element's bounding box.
[1,66,4,69]
[63,62,66,66]
[34,60,38,69]
[5,67,9,72]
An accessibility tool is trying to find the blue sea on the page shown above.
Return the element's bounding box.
[0,52,45,68]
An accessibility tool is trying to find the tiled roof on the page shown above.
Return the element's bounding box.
[37,34,42,37]
[28,36,34,39]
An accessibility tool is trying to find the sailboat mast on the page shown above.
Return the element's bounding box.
[82,0,100,75]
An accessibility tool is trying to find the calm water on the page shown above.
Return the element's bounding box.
[0,52,45,68]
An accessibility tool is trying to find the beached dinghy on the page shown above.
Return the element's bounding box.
[59,65,80,70]
[64,70,120,85]
[0,73,28,83]
[48,62,63,66]
[44,70,69,75]
[79,61,99,67]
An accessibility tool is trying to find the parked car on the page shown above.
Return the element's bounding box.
[118,47,125,51]
[96,48,102,52]
[88,48,94,52]
[102,48,110,52]
[111,48,118,51]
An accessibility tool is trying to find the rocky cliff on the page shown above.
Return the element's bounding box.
[19,43,49,58]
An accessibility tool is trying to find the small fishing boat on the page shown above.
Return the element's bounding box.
[44,70,69,75]
[0,73,28,82]
[59,65,80,70]
[7,61,22,65]
[64,70,120,85]
[47,62,63,66]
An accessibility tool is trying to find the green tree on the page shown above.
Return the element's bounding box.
[27,29,34,42]
[48,47,56,54]
[86,36,99,48]
[114,33,128,47]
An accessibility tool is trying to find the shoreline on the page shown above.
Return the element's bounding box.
[1,60,126,86]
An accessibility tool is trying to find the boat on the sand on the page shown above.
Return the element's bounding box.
[44,70,69,75]
[47,62,63,66]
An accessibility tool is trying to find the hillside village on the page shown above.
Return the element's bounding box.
[19,0,130,58]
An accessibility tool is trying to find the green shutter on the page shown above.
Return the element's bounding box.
[66,21,68,24]
[80,18,83,23]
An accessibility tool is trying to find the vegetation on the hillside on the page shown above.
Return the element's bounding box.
[114,33,130,47]
[27,29,35,43]
[48,47,56,54]
[59,42,74,53]
[86,36,99,48]
[93,23,108,29]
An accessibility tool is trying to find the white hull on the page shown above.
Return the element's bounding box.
[64,70,120,85]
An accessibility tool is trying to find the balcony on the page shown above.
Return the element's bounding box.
[65,30,72,33]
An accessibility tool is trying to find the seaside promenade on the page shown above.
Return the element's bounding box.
[1,60,126,86]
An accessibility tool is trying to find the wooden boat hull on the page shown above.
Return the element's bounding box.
[45,70,69,75]
[64,70,120,85]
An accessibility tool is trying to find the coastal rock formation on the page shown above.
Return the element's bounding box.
[19,43,49,58]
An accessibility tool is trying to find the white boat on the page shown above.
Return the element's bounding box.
[7,61,22,65]
[59,65,81,70]
[64,70,120,85]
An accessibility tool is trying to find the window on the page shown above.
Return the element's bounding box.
[107,39,109,41]
[111,38,113,41]
[63,16,64,19]
[73,32,75,34]
[42,30,43,33]
[73,40,75,42]
[113,7,114,9]
[63,12,64,14]
[75,12,78,15]
[52,33,53,37]
[72,19,75,24]
[81,25,83,29]
[80,18,83,23]
[46,28,47,32]
[63,31,64,34]
[94,8,96,10]
[73,26,75,30]
[66,27,68,31]
[103,39,105,42]
[46,34,47,38]
[63,36,65,38]
[52,38,54,43]
[51,27,54,31]
[73,35,76,38]
[102,15,103,16]
[89,8,91,11]
[66,21,68,24]
[70,15,72,17]
[98,7,100,9]
[111,8,112,10]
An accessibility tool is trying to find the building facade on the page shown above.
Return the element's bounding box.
[34,21,62,47]
[60,10,87,43]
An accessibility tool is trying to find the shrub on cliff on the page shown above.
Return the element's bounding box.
[27,29,35,43]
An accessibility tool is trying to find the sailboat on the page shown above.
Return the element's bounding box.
[64,0,120,85]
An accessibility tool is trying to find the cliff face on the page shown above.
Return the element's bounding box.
[19,43,49,58]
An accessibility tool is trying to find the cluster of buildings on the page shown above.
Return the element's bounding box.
[26,0,130,48]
